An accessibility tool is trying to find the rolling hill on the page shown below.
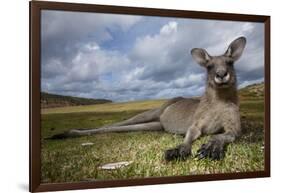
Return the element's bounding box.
[41,92,112,108]
[239,82,264,100]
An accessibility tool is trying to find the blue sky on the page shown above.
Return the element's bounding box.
[41,10,264,102]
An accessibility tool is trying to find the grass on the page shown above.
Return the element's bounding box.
[41,96,265,183]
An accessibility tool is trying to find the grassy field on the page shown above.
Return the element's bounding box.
[41,86,265,183]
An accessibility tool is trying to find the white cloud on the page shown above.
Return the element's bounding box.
[160,21,178,35]
[41,10,142,43]
[242,23,254,33]
[173,73,205,88]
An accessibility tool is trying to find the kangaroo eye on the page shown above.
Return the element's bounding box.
[226,60,234,65]
[207,64,214,70]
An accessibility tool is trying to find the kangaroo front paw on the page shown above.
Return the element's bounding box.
[196,141,225,160]
[164,144,191,161]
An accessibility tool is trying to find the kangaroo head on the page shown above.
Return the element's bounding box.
[191,37,246,89]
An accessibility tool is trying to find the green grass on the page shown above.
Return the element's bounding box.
[41,96,265,183]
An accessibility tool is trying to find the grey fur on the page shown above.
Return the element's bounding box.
[49,37,247,161]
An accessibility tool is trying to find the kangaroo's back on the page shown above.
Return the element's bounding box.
[160,98,200,134]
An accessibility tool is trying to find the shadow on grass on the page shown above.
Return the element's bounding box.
[238,118,264,144]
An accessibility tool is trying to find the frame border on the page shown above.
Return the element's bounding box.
[30,1,270,192]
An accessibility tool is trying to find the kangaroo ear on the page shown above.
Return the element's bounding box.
[224,37,246,61]
[191,48,211,67]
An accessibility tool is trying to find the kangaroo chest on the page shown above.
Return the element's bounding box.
[194,101,239,135]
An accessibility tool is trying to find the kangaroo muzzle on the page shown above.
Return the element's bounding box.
[214,72,230,84]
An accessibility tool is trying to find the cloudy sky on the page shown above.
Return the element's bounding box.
[41,10,264,102]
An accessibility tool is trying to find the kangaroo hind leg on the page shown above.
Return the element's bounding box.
[47,122,163,139]
[46,97,183,140]
[111,108,162,127]
[114,97,185,126]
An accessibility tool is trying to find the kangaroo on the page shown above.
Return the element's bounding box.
[49,37,246,161]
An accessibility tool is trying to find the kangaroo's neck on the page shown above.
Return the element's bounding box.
[204,84,238,105]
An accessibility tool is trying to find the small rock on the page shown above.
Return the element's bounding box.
[98,161,133,170]
[81,142,94,146]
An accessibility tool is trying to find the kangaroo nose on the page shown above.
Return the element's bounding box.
[216,70,228,79]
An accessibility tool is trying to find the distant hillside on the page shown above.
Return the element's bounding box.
[41,92,112,108]
[41,82,264,109]
[239,82,264,100]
